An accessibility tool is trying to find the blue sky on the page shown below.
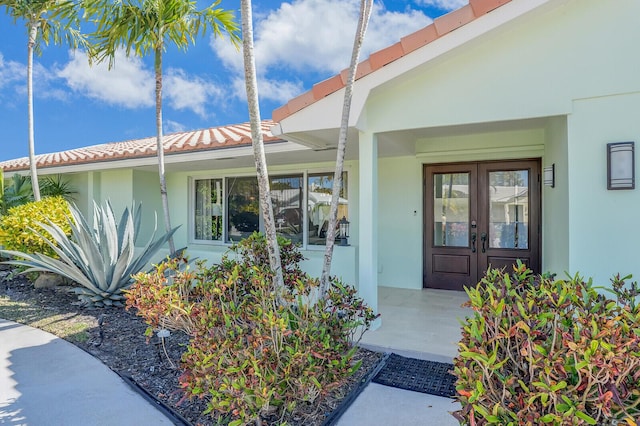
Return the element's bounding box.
[0,0,463,162]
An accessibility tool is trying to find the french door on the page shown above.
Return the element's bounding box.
[424,160,541,291]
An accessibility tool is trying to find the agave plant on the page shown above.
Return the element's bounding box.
[0,201,178,307]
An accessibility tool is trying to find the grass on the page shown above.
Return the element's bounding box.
[0,295,94,344]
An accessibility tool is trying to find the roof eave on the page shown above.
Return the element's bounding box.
[273,0,558,138]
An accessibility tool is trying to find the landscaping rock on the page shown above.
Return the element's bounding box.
[34,273,66,288]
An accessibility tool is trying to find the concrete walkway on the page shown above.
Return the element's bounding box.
[0,317,461,425]
[0,318,174,426]
[336,383,459,426]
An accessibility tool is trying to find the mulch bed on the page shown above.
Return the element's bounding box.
[0,271,383,426]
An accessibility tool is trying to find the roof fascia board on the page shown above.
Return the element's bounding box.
[18,141,309,175]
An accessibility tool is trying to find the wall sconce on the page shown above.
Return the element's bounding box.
[607,142,635,190]
[338,216,350,246]
[543,164,555,188]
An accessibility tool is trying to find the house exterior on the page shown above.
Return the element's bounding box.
[2,0,640,320]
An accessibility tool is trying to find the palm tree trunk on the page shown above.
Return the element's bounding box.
[27,21,41,202]
[240,0,285,296]
[319,0,373,296]
[154,46,176,254]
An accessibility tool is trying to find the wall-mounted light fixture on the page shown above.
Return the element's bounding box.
[543,164,555,188]
[607,142,635,190]
[338,216,350,246]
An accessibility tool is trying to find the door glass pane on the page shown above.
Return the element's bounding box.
[488,170,529,249]
[433,173,469,247]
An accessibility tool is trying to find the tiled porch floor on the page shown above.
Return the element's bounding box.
[359,287,471,362]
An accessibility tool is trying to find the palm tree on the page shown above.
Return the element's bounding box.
[0,0,85,201]
[319,0,373,296]
[86,0,239,254]
[239,0,285,297]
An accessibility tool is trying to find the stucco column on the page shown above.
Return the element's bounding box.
[358,131,379,327]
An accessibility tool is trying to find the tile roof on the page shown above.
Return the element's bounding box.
[0,120,281,172]
[272,0,512,123]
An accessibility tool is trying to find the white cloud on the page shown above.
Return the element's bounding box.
[33,62,68,101]
[0,53,24,90]
[212,0,433,100]
[415,0,468,11]
[231,76,304,104]
[0,53,65,101]
[164,68,223,117]
[57,50,155,108]
[164,120,187,134]
[57,50,225,116]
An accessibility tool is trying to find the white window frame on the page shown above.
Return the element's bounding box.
[188,166,350,250]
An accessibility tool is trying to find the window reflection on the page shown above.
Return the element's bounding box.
[194,179,223,241]
[271,175,303,243]
[227,176,260,242]
[308,172,348,245]
[433,173,470,247]
[488,170,529,249]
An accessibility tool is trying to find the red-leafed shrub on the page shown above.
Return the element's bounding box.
[126,233,377,425]
[453,262,640,425]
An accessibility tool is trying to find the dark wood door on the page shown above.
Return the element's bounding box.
[424,160,541,291]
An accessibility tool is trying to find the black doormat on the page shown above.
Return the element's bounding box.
[372,353,456,398]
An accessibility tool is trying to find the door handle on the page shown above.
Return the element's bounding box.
[481,232,487,253]
[471,233,476,253]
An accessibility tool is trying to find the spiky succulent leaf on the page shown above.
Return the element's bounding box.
[0,201,179,307]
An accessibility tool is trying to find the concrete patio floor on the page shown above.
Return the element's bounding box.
[335,287,471,426]
[360,286,472,362]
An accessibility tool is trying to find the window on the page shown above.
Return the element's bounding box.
[192,171,348,247]
[271,175,303,243]
[308,172,348,245]
[227,176,260,242]
[194,178,223,241]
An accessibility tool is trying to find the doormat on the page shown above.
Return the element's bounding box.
[372,353,457,398]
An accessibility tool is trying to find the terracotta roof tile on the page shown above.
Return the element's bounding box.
[471,0,510,16]
[0,120,280,173]
[434,4,476,36]
[369,42,405,71]
[400,24,439,54]
[273,0,513,122]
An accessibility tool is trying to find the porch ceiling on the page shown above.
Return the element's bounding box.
[281,116,553,161]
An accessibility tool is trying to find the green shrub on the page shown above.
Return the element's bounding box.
[0,196,71,258]
[453,262,640,425]
[126,233,377,425]
[1,173,33,214]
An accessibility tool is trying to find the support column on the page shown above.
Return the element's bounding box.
[358,131,379,327]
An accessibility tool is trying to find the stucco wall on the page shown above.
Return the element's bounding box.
[132,170,163,243]
[100,169,133,217]
[365,0,640,134]
[377,156,423,289]
[568,93,640,284]
[64,172,90,218]
[542,117,569,275]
